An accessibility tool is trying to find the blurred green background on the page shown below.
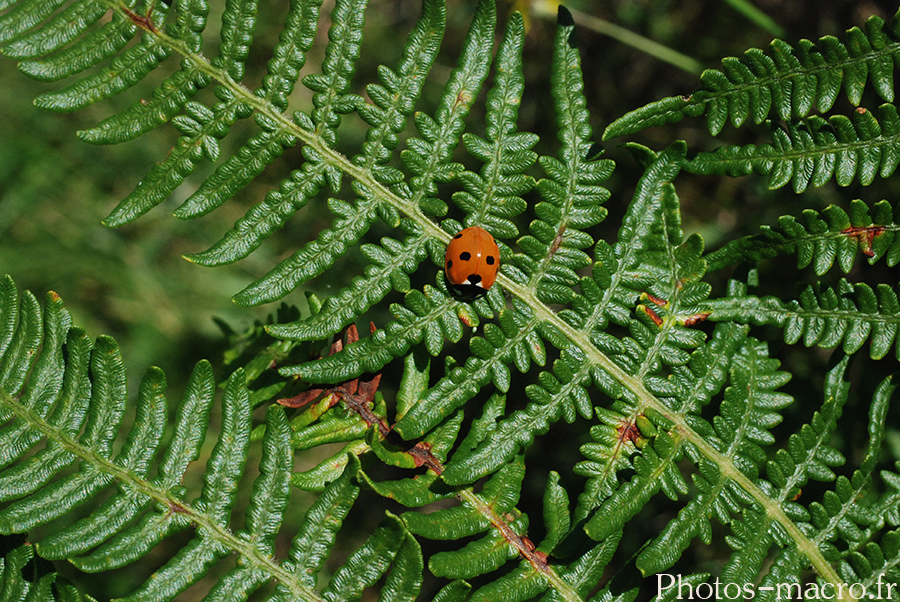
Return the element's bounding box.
[2,0,900,599]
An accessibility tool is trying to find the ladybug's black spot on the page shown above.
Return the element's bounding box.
[486,256,496,265]
[446,260,453,269]
[468,274,482,285]
[453,233,463,239]
[459,251,471,261]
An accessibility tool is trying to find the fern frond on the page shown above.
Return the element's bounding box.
[0,0,65,46]
[706,279,900,360]
[583,429,688,542]
[107,370,252,600]
[685,105,900,192]
[275,3,552,436]
[0,275,423,601]
[466,535,621,602]
[201,404,292,600]
[1,1,108,61]
[808,371,895,536]
[103,95,252,226]
[837,528,900,600]
[403,456,527,579]
[513,7,613,305]
[18,13,136,82]
[706,199,899,274]
[635,339,794,575]
[282,283,484,385]
[720,361,894,594]
[216,0,261,82]
[398,143,693,488]
[393,298,542,443]
[35,359,215,560]
[35,8,175,113]
[574,322,747,522]
[204,0,447,313]
[73,0,213,144]
[439,337,591,485]
[244,0,497,327]
[280,453,359,590]
[299,346,615,602]
[177,0,363,222]
[17,0,319,228]
[322,513,417,600]
[403,0,496,217]
[748,547,803,602]
[7,1,900,599]
[359,414,462,506]
[230,197,380,305]
[572,401,647,516]
[557,143,688,375]
[271,234,430,342]
[604,11,900,138]
[80,67,211,144]
[282,142,695,529]
[453,12,534,239]
[765,356,849,499]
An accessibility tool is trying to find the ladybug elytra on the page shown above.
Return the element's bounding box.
[444,226,500,293]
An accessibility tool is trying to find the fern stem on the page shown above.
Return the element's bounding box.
[500,280,854,600]
[686,430,852,599]
[0,386,326,602]
[456,487,584,602]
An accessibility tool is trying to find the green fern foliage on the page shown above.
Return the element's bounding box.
[705,198,900,273]
[605,11,900,192]
[631,339,795,575]
[605,12,900,138]
[707,278,900,360]
[4,1,900,601]
[685,105,900,192]
[0,275,421,601]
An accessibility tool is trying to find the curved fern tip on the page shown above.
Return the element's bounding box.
[102,203,139,228]
[557,5,575,28]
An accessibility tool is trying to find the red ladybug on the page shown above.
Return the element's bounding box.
[444,226,500,293]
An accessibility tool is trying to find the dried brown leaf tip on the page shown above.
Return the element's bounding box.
[278,323,388,435]
[842,224,885,257]
[618,413,656,450]
[641,292,669,308]
[637,292,667,327]
[680,312,710,327]
[639,292,710,328]
[406,441,444,474]
[549,224,566,256]
[277,327,352,409]
[507,526,549,570]
[637,304,664,327]
[618,420,643,447]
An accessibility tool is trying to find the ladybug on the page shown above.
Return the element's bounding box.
[444,226,500,293]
